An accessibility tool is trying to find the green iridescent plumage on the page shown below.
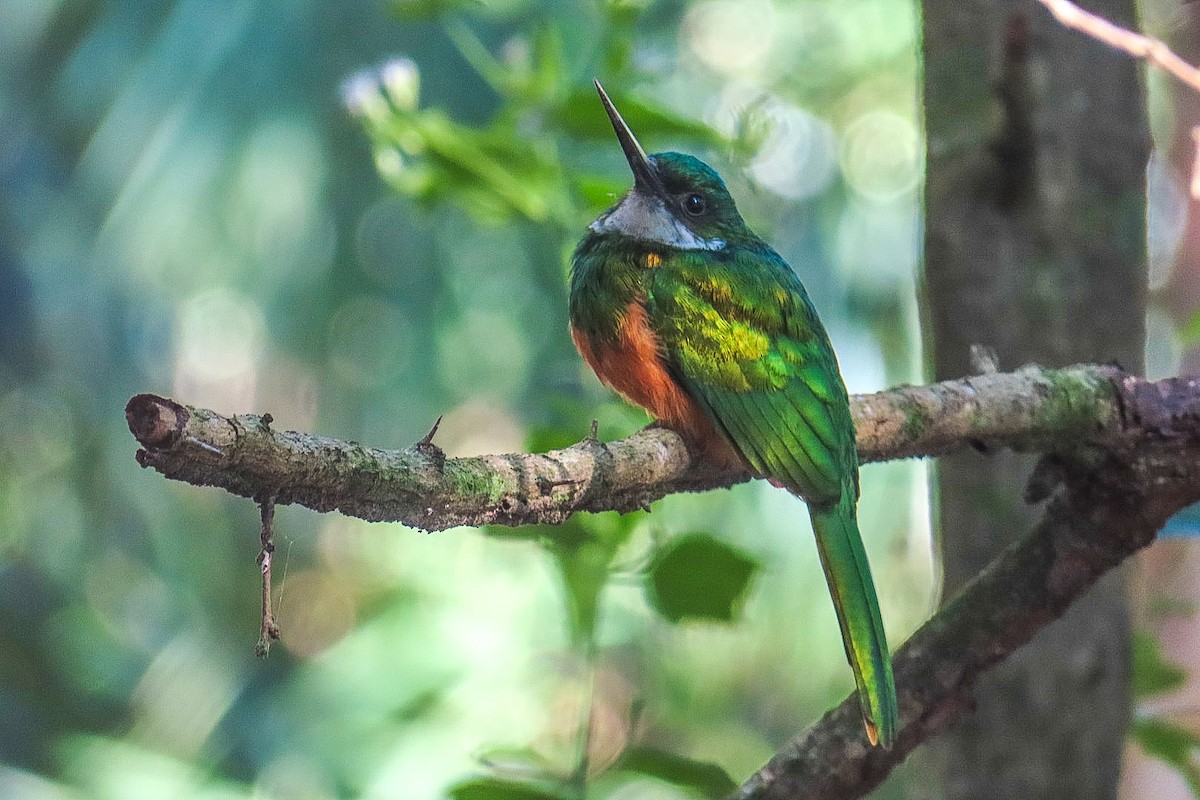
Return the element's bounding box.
[569,83,898,746]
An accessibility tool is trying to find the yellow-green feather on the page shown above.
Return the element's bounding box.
[809,493,898,747]
[646,245,898,746]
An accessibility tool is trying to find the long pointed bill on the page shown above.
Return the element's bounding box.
[594,79,659,193]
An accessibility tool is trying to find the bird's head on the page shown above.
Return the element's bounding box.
[590,80,751,252]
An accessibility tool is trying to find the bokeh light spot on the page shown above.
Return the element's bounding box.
[256,752,337,800]
[684,0,776,76]
[440,216,534,313]
[839,109,922,202]
[437,310,530,404]
[280,570,358,659]
[747,101,837,200]
[1146,308,1183,381]
[230,120,325,268]
[834,0,919,70]
[130,634,241,756]
[0,385,75,480]
[85,551,172,652]
[175,287,266,382]
[435,400,526,458]
[835,199,920,293]
[0,766,77,800]
[326,295,413,389]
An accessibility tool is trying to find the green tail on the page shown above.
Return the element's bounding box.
[808,493,898,746]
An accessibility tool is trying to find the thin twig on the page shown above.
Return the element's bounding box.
[1192,127,1200,199]
[255,495,281,657]
[1036,0,1200,197]
[419,415,443,447]
[1036,0,1200,92]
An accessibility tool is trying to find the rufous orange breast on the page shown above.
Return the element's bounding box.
[571,298,739,467]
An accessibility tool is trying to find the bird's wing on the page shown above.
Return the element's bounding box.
[647,248,898,746]
[646,247,855,504]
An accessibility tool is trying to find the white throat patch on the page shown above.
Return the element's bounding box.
[590,192,725,251]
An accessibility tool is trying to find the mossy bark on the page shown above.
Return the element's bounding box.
[125,365,1125,532]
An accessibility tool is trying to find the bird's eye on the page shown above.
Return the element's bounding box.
[682,193,707,216]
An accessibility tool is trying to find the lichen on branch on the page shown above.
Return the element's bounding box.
[126,363,1123,532]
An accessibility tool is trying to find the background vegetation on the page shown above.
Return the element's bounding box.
[4,0,1188,797]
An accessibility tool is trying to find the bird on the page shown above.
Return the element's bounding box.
[568,80,898,747]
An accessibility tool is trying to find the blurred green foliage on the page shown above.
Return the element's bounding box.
[1,0,933,798]
[1132,719,1200,798]
[1130,630,1200,793]
[1133,629,1189,700]
[647,535,759,624]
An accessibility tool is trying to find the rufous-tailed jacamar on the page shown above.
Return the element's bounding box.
[569,81,898,746]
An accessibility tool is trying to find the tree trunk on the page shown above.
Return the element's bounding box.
[921,0,1147,797]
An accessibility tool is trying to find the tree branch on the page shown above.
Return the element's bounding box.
[733,371,1200,799]
[124,365,1200,797]
[126,363,1121,531]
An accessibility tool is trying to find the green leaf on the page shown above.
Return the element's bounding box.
[389,0,482,21]
[525,425,581,454]
[619,747,737,798]
[573,175,631,213]
[555,87,721,146]
[553,535,612,645]
[1180,311,1200,348]
[646,534,758,623]
[448,776,569,800]
[1131,717,1200,796]
[546,513,642,644]
[1132,629,1187,700]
